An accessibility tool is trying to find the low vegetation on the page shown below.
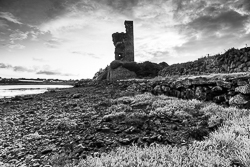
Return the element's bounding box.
[2,85,250,167]
[49,92,250,167]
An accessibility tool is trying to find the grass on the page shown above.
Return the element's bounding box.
[51,93,250,166]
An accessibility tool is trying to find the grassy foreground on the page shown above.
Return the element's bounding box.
[52,93,250,167]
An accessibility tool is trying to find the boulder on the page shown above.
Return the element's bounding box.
[216,80,231,89]
[229,94,250,106]
[235,84,250,94]
[195,86,207,100]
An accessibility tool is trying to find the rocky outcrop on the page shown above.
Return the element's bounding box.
[107,66,137,81]
[159,47,250,77]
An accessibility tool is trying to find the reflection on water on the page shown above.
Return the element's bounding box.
[0,85,73,98]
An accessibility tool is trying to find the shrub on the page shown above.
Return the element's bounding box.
[122,62,140,73]
[136,61,163,78]
[110,60,123,69]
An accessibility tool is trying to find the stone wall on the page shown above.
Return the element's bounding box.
[107,66,137,81]
[112,74,250,108]
[159,47,250,77]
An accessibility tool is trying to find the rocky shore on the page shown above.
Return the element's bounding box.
[0,83,222,166]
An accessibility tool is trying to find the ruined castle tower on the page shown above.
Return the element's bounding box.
[112,20,134,62]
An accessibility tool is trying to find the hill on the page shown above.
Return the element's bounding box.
[159,47,250,76]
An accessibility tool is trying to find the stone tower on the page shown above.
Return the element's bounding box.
[112,20,134,62]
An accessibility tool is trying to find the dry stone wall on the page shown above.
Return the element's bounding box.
[159,47,250,76]
[112,75,250,109]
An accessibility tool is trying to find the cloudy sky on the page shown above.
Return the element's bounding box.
[0,0,250,79]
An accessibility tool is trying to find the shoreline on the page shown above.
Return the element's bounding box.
[0,83,224,166]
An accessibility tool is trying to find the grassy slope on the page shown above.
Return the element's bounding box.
[50,92,250,167]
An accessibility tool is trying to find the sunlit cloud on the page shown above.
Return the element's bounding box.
[36,70,72,76]
[32,58,46,62]
[44,38,62,48]
[10,29,28,42]
[8,43,25,50]
[0,12,22,24]
[0,63,33,72]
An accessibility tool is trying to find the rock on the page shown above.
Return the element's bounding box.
[41,148,53,155]
[96,125,110,133]
[211,86,223,94]
[118,138,132,145]
[12,96,22,101]
[124,126,140,134]
[235,84,250,94]
[229,94,250,105]
[107,66,137,81]
[153,85,162,95]
[213,95,225,104]
[23,131,43,140]
[72,93,81,98]
[237,79,248,86]
[185,89,195,99]
[195,87,207,100]
[216,81,231,89]
[73,144,89,156]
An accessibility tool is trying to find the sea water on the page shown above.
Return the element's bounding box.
[0,85,73,98]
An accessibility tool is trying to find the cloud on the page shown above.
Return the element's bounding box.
[71,51,100,59]
[0,63,11,69]
[8,43,25,49]
[0,20,8,28]
[29,31,40,41]
[36,70,73,76]
[10,29,28,41]
[33,57,46,62]
[0,12,22,24]
[95,0,139,15]
[0,62,73,77]
[13,66,33,72]
[188,10,249,34]
[0,63,33,72]
[44,38,61,48]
